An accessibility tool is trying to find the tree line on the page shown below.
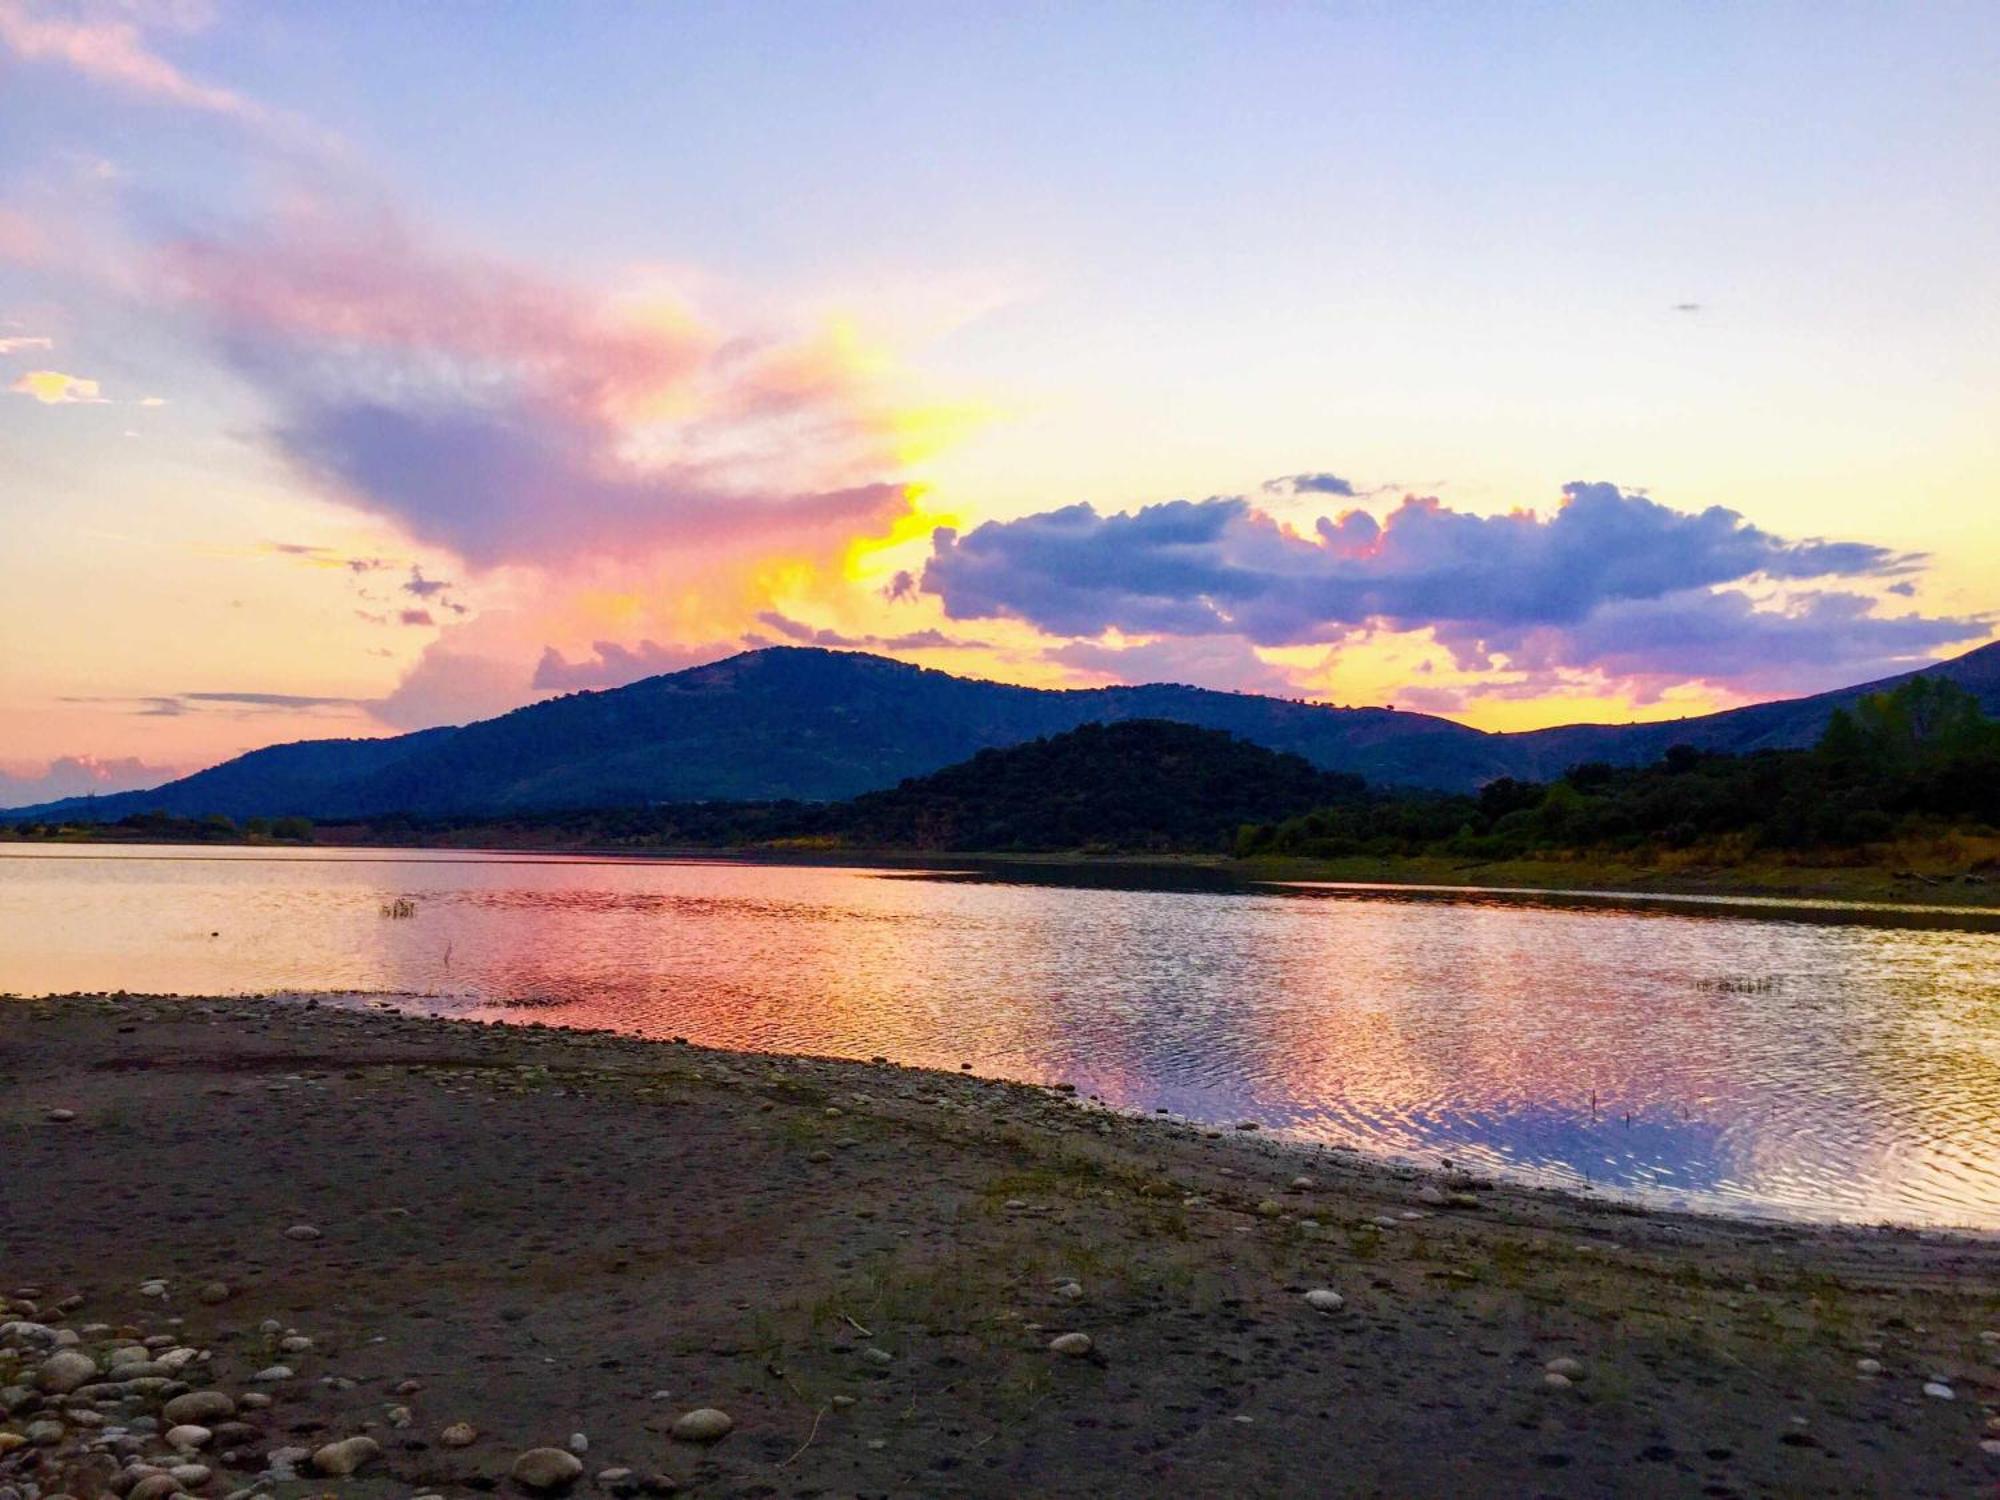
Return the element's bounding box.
[1237,678,2000,861]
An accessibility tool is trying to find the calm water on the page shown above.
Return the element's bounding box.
[5,844,1999,1229]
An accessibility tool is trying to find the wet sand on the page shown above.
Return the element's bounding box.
[5,994,2000,1498]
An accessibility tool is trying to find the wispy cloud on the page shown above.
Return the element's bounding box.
[61,689,364,716]
[0,0,266,121]
[1262,472,1357,498]
[0,334,54,354]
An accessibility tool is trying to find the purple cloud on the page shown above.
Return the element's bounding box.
[0,754,179,805]
[1263,472,1357,497]
[921,482,1982,693]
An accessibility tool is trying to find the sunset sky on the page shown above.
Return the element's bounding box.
[3,2,1995,802]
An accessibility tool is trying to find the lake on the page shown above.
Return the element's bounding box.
[5,843,1998,1229]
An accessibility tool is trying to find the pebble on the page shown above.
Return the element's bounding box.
[1543,1372,1573,1390]
[164,1425,212,1451]
[595,1469,632,1485]
[1545,1357,1585,1379]
[38,1349,98,1393]
[1048,1333,1094,1357]
[195,1284,231,1306]
[861,1347,894,1367]
[127,1475,182,1500]
[512,1447,585,1490]
[1054,1281,1084,1302]
[311,1435,382,1475]
[283,1225,321,1242]
[168,1466,211,1487]
[669,1408,734,1443]
[46,1109,76,1123]
[23,1420,63,1445]
[1303,1289,1344,1313]
[439,1422,477,1448]
[249,1366,292,1383]
[1923,1381,1956,1401]
[1855,1358,1883,1376]
[568,1431,588,1454]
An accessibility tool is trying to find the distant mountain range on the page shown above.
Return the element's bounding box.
[9,640,1999,822]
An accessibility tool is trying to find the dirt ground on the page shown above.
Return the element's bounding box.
[4,994,2000,1498]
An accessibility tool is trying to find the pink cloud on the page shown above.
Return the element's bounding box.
[0,2,265,121]
[158,208,926,566]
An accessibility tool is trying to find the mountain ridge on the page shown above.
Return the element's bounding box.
[9,639,1997,821]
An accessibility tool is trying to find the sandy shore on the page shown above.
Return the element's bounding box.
[5,996,2000,1498]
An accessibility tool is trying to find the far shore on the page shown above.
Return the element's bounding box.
[5,993,2000,1497]
[8,825,2000,914]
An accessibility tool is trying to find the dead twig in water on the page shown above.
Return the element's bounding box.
[841,1312,873,1337]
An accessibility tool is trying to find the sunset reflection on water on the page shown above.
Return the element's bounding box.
[4,845,1999,1228]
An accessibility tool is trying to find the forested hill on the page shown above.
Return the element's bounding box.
[822,720,1364,851]
[7,640,1999,821]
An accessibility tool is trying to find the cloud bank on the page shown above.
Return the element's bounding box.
[0,753,178,806]
[923,483,1985,697]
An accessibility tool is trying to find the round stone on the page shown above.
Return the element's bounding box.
[195,1284,231,1306]
[1923,1381,1956,1401]
[283,1225,321,1242]
[164,1425,212,1451]
[438,1422,477,1448]
[1048,1333,1093,1357]
[1303,1289,1344,1313]
[165,1400,239,1432]
[668,1409,734,1444]
[38,1349,98,1393]
[311,1436,382,1476]
[127,1475,183,1500]
[46,1109,76,1123]
[511,1447,585,1489]
[1544,1356,1584,1379]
